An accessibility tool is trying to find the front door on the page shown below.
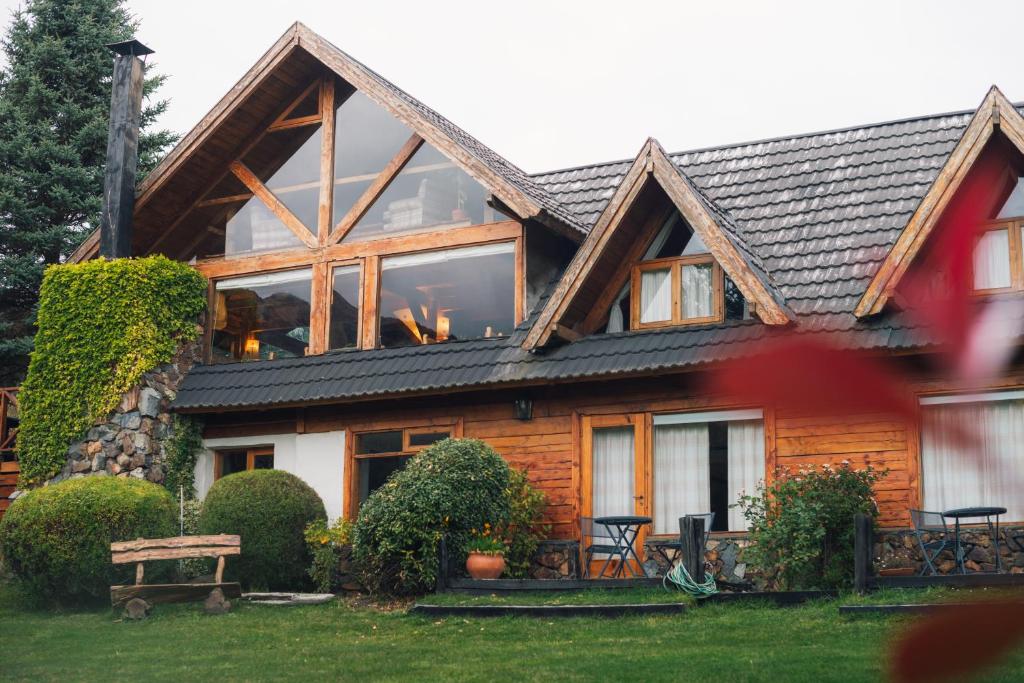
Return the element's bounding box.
[581,414,648,576]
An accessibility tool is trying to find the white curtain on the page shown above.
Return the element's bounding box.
[681,264,713,319]
[727,420,765,531]
[922,399,1024,521]
[653,423,710,534]
[973,229,1011,290]
[592,427,635,519]
[640,269,672,323]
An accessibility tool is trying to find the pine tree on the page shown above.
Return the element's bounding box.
[0,0,177,385]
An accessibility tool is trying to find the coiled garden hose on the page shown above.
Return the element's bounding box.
[664,562,719,598]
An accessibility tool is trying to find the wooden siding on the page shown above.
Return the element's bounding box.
[201,369,1024,537]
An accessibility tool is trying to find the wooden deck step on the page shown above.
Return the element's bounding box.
[0,460,19,473]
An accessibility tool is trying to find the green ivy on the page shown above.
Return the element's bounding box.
[17,256,207,486]
[164,415,204,501]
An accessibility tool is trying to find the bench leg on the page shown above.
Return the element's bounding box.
[215,556,225,584]
[136,562,144,585]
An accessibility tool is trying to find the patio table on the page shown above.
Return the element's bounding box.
[593,515,652,578]
[943,506,1006,574]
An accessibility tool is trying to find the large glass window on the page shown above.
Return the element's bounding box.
[328,264,361,350]
[345,142,510,242]
[241,124,323,233]
[378,242,516,348]
[651,411,764,533]
[921,392,1024,521]
[211,269,313,363]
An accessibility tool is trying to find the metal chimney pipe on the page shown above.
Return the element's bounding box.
[99,39,153,259]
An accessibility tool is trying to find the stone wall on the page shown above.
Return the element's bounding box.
[49,339,200,487]
[875,526,1024,575]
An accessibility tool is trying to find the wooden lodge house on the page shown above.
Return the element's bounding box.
[45,23,1024,573]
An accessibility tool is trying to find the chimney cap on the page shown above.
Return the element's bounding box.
[106,39,154,57]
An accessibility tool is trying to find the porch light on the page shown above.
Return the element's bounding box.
[514,398,533,421]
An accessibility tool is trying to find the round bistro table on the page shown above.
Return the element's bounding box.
[943,506,1007,574]
[593,515,652,578]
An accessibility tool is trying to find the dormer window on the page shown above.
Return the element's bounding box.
[603,212,745,332]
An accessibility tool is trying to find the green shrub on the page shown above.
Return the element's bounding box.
[304,517,355,593]
[502,468,549,578]
[736,461,885,590]
[198,470,326,590]
[0,476,177,603]
[352,438,512,595]
[18,256,206,485]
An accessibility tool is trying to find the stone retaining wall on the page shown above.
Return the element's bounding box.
[875,526,1024,575]
[49,339,200,487]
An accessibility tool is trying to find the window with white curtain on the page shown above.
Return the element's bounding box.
[639,268,672,323]
[652,410,764,533]
[592,427,635,519]
[973,229,1012,291]
[920,391,1024,521]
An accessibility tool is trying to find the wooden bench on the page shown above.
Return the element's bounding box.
[110,534,242,608]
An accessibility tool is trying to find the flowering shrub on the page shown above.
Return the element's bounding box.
[304,517,355,593]
[736,461,885,590]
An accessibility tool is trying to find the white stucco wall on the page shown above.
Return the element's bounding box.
[196,430,345,521]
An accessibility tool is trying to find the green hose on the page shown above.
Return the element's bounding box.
[664,561,719,598]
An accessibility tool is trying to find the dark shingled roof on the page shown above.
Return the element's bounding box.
[174,106,992,411]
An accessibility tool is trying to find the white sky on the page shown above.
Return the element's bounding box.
[3,0,1024,172]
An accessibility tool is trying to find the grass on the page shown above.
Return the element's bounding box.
[418,587,693,606]
[2,582,1023,682]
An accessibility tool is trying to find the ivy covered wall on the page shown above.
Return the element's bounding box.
[17,256,207,485]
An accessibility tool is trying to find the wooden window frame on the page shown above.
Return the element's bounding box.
[213,446,274,480]
[345,420,461,519]
[629,254,724,330]
[206,265,317,364]
[324,259,363,353]
[972,219,1024,295]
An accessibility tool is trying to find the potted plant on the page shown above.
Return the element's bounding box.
[465,523,506,579]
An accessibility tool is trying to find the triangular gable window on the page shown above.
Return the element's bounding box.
[241,124,323,232]
[342,141,511,243]
[995,176,1024,219]
[332,91,415,227]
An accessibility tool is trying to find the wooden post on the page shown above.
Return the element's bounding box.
[135,562,144,585]
[680,516,705,583]
[436,535,449,593]
[215,556,226,585]
[854,513,873,595]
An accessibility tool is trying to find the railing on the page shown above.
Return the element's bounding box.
[0,386,18,461]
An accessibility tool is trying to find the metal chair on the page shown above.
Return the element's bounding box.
[581,517,627,578]
[649,512,716,568]
[910,509,971,576]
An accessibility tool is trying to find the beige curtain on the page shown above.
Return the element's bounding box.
[653,423,710,535]
[592,427,635,519]
[922,398,1024,520]
[727,420,765,530]
[681,263,714,319]
[640,269,672,323]
[973,229,1011,290]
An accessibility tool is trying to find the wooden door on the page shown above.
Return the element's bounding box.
[581,414,648,576]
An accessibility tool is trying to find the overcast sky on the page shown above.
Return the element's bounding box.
[3,0,1024,172]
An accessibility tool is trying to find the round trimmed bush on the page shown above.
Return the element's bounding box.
[353,438,512,595]
[198,469,326,590]
[0,476,178,603]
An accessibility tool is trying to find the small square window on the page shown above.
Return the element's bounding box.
[639,268,672,323]
[973,228,1011,290]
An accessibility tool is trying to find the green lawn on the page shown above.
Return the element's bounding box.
[2,583,1023,682]
[418,586,692,606]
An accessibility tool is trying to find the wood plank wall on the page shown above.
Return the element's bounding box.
[202,368,1024,538]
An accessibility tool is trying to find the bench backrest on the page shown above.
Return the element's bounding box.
[111,535,241,564]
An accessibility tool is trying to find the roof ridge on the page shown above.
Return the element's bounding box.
[530,103,1022,179]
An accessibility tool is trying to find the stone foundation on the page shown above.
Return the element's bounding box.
[875,526,1024,575]
[50,339,200,487]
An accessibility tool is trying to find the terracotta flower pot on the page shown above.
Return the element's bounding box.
[466,552,506,579]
